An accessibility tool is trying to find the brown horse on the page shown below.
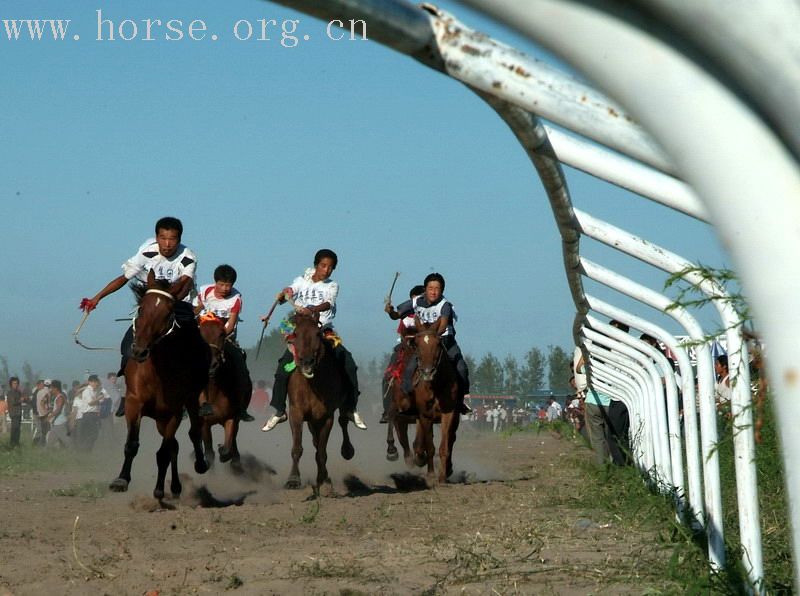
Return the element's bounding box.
[410,322,461,483]
[385,328,417,466]
[109,272,211,499]
[198,313,250,471]
[285,312,355,494]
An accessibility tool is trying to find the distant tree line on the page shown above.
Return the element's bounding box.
[464,345,572,396]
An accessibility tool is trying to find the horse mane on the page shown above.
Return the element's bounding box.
[131,279,171,304]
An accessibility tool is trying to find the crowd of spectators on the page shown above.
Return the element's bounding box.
[462,396,581,432]
[0,373,122,452]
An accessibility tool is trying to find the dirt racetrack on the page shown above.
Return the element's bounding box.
[0,420,678,595]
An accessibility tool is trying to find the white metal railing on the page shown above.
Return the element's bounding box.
[269,0,778,589]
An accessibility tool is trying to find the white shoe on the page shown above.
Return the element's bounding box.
[350,411,368,430]
[261,412,287,432]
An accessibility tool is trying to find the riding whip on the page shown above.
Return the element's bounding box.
[255,296,281,359]
[73,299,114,351]
[385,271,400,307]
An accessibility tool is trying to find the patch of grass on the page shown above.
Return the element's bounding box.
[0,441,80,476]
[300,498,320,524]
[225,574,243,590]
[570,455,745,593]
[290,559,385,583]
[715,394,793,594]
[50,481,108,500]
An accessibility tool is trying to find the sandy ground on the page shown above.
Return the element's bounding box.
[0,418,676,595]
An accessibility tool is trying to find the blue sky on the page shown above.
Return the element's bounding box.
[0,0,729,381]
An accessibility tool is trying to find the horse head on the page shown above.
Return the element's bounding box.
[291,311,324,379]
[198,312,226,376]
[413,318,444,383]
[131,270,179,362]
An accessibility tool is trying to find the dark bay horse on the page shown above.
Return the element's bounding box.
[198,312,250,471]
[409,321,461,483]
[109,272,211,499]
[285,312,354,494]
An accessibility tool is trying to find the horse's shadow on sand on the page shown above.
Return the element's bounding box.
[334,471,482,499]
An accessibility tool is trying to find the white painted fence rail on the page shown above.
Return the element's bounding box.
[268,0,786,590]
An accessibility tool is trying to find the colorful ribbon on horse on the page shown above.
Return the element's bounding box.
[199,311,224,325]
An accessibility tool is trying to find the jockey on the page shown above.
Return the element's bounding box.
[261,249,367,432]
[81,216,197,416]
[391,272,471,411]
[379,284,424,423]
[193,264,254,422]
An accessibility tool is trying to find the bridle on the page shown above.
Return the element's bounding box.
[292,315,325,379]
[414,328,444,384]
[132,288,179,353]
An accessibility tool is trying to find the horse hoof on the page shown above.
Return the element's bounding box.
[195,458,209,474]
[386,450,399,462]
[341,442,355,461]
[154,488,165,500]
[171,482,182,498]
[284,476,302,490]
[319,481,337,498]
[218,445,232,463]
[109,478,129,492]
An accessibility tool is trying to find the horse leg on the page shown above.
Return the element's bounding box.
[154,417,180,499]
[168,436,181,497]
[338,414,355,461]
[285,411,303,489]
[109,399,142,492]
[219,418,238,464]
[230,433,243,475]
[423,417,436,479]
[186,408,209,474]
[202,420,215,467]
[314,417,336,495]
[396,418,413,467]
[386,416,398,461]
[438,411,458,483]
[413,419,427,468]
[413,416,437,479]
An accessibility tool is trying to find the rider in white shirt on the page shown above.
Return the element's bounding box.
[261,249,367,432]
[81,217,198,415]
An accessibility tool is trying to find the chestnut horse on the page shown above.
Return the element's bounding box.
[198,313,251,471]
[410,321,461,483]
[285,312,355,493]
[109,272,211,499]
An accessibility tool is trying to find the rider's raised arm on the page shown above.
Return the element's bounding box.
[394,298,414,320]
[85,274,128,311]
